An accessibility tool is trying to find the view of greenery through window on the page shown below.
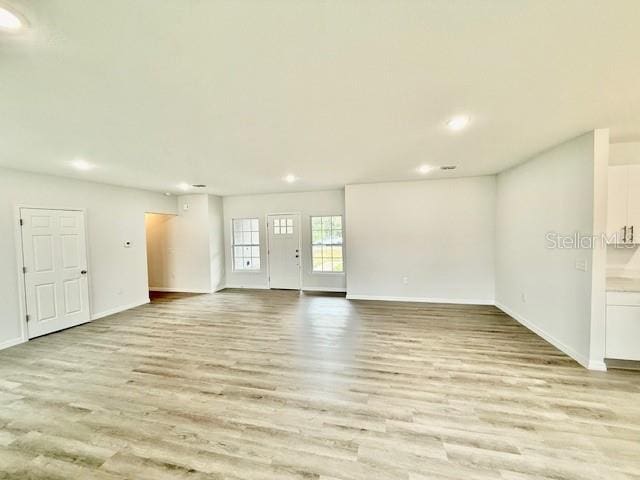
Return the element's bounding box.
[311,216,343,272]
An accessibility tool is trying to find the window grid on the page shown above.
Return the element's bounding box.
[232,218,260,271]
[311,215,343,272]
[273,218,293,235]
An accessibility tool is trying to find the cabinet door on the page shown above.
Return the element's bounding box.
[606,305,640,360]
[627,165,640,243]
[607,165,628,243]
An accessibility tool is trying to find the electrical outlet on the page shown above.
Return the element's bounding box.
[521,292,527,303]
[575,258,588,272]
[402,276,409,285]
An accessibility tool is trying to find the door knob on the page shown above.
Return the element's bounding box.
[81,270,87,275]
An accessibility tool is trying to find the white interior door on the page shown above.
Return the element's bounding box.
[267,214,301,290]
[20,208,91,339]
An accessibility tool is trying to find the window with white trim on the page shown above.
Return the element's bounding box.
[273,217,293,235]
[232,218,260,270]
[311,215,343,272]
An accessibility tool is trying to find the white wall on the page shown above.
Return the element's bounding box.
[609,141,640,166]
[145,194,225,293]
[209,195,225,291]
[0,167,176,350]
[589,129,609,368]
[495,131,605,369]
[223,190,346,291]
[607,246,640,277]
[345,177,496,304]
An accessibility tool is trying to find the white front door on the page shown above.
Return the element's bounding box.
[267,214,301,290]
[20,208,91,339]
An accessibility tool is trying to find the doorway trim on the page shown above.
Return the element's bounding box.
[265,212,302,290]
[13,204,93,344]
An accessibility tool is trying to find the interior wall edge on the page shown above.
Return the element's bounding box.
[222,285,270,290]
[90,298,150,321]
[346,294,495,305]
[0,337,27,352]
[495,301,596,370]
[149,287,214,294]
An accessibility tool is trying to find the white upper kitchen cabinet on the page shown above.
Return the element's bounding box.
[607,165,640,244]
[607,165,628,242]
[627,166,640,242]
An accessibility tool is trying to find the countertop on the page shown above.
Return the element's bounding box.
[607,277,640,293]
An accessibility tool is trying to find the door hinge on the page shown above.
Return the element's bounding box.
[22,266,27,274]
[19,218,23,226]
[25,314,30,323]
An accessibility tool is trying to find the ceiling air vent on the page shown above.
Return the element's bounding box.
[440,165,457,171]
[192,184,207,188]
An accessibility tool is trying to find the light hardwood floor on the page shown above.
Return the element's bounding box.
[0,289,639,479]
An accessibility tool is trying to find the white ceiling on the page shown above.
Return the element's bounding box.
[1,0,640,196]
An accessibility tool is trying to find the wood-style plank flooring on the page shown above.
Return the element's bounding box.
[0,289,639,479]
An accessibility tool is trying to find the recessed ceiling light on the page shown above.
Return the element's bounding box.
[70,159,94,171]
[446,115,470,131]
[417,165,434,175]
[0,6,23,31]
[284,174,297,183]
[164,192,172,196]
[177,182,190,191]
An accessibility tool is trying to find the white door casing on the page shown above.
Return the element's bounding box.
[20,208,91,338]
[267,213,301,290]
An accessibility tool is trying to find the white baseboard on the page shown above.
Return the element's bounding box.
[346,294,494,305]
[149,287,213,294]
[587,360,608,371]
[223,284,270,290]
[302,286,347,293]
[0,336,27,352]
[91,298,150,321]
[495,301,600,370]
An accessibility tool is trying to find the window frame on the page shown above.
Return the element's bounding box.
[310,215,345,274]
[231,217,262,273]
